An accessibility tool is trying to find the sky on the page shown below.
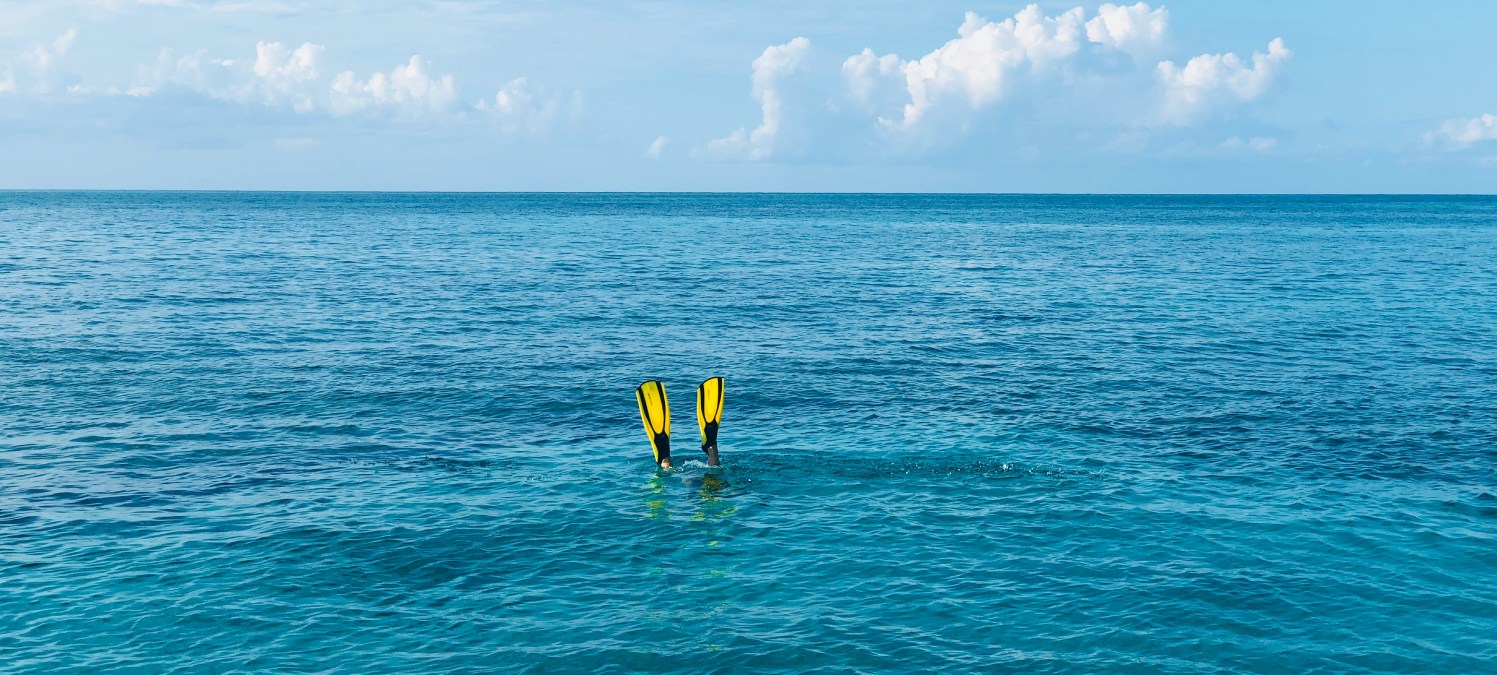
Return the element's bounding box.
[1,0,1496,192]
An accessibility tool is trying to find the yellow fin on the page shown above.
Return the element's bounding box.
[635,380,670,463]
[696,377,724,451]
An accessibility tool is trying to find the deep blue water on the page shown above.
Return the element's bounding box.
[2,192,1496,673]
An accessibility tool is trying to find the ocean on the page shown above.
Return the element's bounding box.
[2,192,1495,673]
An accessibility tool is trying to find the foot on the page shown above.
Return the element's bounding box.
[659,457,673,469]
[705,445,720,467]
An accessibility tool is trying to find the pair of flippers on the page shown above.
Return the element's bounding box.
[636,377,723,467]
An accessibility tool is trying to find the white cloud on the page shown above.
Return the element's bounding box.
[134,48,226,95]
[706,36,809,160]
[1084,2,1167,54]
[1158,38,1291,124]
[1428,113,1497,148]
[1,28,77,94]
[473,76,574,134]
[329,55,457,117]
[645,135,667,158]
[824,2,1288,151]
[703,4,1286,159]
[251,41,322,111]
[870,3,1171,128]
[134,41,326,110]
[893,11,1035,127]
[132,42,493,123]
[28,28,78,70]
[842,48,899,104]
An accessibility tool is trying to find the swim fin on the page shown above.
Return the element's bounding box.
[696,377,723,466]
[635,380,671,465]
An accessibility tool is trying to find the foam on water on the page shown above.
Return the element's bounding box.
[1,192,1495,672]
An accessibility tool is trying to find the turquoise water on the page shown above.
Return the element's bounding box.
[2,192,1495,673]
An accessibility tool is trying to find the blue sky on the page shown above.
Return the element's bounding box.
[2,0,1496,192]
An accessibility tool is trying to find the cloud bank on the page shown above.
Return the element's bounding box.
[5,29,566,136]
[6,2,1300,169]
[137,41,485,120]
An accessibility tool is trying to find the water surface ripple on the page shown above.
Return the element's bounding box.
[2,193,1495,673]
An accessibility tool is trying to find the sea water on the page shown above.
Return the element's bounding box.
[1,192,1494,673]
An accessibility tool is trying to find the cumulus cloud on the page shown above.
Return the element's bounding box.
[136,41,327,109]
[329,55,457,117]
[251,41,322,111]
[127,40,559,129]
[473,77,578,134]
[706,36,810,160]
[842,48,900,105]
[134,47,230,96]
[851,3,1171,129]
[896,9,1070,127]
[1,28,78,94]
[1084,2,1167,54]
[815,1,1294,155]
[1158,38,1291,124]
[703,4,1287,159]
[1428,113,1497,148]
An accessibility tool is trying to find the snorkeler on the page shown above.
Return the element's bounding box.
[635,378,722,469]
